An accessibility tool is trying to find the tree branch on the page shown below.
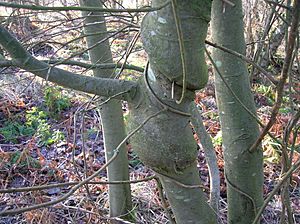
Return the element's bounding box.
[0,176,155,194]
[190,103,220,215]
[252,158,300,224]
[205,40,278,85]
[249,0,300,152]
[155,178,176,224]
[0,59,144,72]
[0,26,138,101]
[0,1,170,13]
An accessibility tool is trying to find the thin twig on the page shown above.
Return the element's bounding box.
[155,178,176,224]
[225,173,257,217]
[49,26,130,70]
[170,0,187,104]
[144,62,191,117]
[157,172,209,191]
[115,31,141,78]
[252,159,300,224]
[43,60,144,72]
[0,176,155,193]
[0,110,164,216]
[205,40,278,85]
[0,1,171,13]
[222,0,235,7]
[249,0,300,152]
[264,0,293,10]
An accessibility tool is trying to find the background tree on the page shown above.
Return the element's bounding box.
[79,0,132,220]
[211,0,264,223]
[0,0,299,223]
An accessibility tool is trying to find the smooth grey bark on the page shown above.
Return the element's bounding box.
[0,26,138,100]
[211,0,264,223]
[0,1,218,222]
[129,74,216,224]
[190,103,220,215]
[79,0,132,219]
[128,0,217,223]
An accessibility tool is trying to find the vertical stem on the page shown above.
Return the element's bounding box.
[211,0,264,223]
[157,163,216,224]
[79,0,132,220]
[190,103,220,215]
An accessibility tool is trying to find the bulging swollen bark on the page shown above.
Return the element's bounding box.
[141,0,211,90]
[130,68,197,173]
[128,0,216,223]
[129,66,216,224]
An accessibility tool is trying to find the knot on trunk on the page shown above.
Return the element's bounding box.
[141,0,211,90]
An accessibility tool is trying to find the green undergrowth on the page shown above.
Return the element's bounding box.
[0,86,70,146]
[212,131,222,147]
[26,107,65,146]
[6,151,41,170]
[44,86,71,119]
[0,121,35,143]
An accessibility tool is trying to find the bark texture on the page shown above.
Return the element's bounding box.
[211,0,264,223]
[79,0,132,220]
[0,1,219,222]
[128,0,217,223]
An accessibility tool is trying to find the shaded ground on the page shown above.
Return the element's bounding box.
[0,69,299,223]
[0,7,299,222]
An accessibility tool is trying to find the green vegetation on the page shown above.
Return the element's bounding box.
[0,121,35,143]
[212,131,222,147]
[26,107,65,146]
[44,86,71,119]
[7,151,42,170]
[263,136,281,164]
[254,84,276,103]
[0,86,70,146]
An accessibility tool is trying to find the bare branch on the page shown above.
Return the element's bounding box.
[252,158,300,224]
[264,0,293,10]
[155,178,176,224]
[190,103,220,214]
[0,1,170,13]
[249,0,300,152]
[0,59,144,72]
[0,26,138,101]
[205,40,278,85]
[0,176,155,194]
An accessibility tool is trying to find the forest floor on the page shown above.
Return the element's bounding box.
[0,67,299,223]
[0,16,300,223]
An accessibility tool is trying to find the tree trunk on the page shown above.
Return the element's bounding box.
[79,0,132,220]
[128,0,217,223]
[211,0,264,223]
[0,0,229,222]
